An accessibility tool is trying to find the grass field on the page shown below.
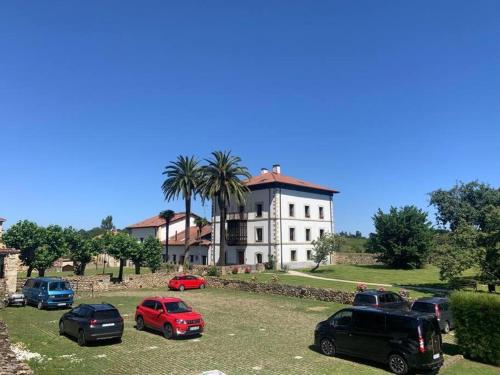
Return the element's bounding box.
[1,288,498,375]
[339,237,368,253]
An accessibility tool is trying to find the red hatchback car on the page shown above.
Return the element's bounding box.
[135,297,204,339]
[168,275,206,291]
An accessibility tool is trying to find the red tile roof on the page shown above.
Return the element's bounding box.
[244,172,339,194]
[163,225,212,246]
[127,212,200,229]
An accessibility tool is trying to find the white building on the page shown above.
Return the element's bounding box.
[211,165,339,269]
[127,213,211,265]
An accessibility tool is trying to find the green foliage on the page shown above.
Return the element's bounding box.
[450,292,500,365]
[2,220,45,271]
[103,232,139,280]
[434,224,483,282]
[100,215,115,231]
[311,233,344,271]
[429,181,500,231]
[31,225,66,275]
[64,227,98,276]
[142,236,163,273]
[367,206,434,269]
[206,266,220,277]
[478,206,500,285]
[265,254,276,270]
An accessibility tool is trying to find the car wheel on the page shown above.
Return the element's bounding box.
[179,285,185,292]
[163,323,174,339]
[319,338,336,356]
[37,301,44,310]
[199,284,205,289]
[388,353,409,375]
[443,321,450,334]
[59,321,65,336]
[77,330,86,347]
[136,316,145,331]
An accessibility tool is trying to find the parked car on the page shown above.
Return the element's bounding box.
[353,290,410,310]
[314,306,443,375]
[4,292,26,307]
[411,297,453,333]
[59,303,124,346]
[135,297,204,339]
[168,275,206,291]
[22,277,74,309]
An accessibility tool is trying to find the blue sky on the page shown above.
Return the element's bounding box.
[1,1,499,235]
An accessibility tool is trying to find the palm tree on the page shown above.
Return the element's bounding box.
[194,217,210,238]
[162,156,201,260]
[159,209,175,262]
[200,151,251,266]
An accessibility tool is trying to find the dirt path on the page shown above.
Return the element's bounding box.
[286,270,392,287]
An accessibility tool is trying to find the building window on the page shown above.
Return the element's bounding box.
[305,205,310,218]
[190,255,194,263]
[305,228,311,241]
[320,229,325,238]
[291,250,297,261]
[255,227,263,242]
[172,254,177,263]
[256,253,263,263]
[319,206,324,219]
[289,204,295,217]
[307,250,312,260]
[289,227,295,241]
[256,203,263,217]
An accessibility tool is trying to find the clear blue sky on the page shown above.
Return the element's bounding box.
[1,1,499,235]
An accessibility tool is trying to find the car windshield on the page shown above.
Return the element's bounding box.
[164,301,190,313]
[412,302,435,313]
[49,281,71,291]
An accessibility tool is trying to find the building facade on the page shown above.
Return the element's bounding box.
[211,165,339,269]
[0,217,20,297]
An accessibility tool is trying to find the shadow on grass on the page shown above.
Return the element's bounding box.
[61,333,122,347]
[442,342,462,356]
[135,324,203,341]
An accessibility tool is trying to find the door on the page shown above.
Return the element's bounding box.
[256,253,263,264]
[329,310,356,354]
[65,307,84,337]
[180,256,185,265]
[351,310,389,361]
[202,256,207,265]
[185,275,197,289]
[238,250,245,265]
[149,301,165,330]
[141,300,157,328]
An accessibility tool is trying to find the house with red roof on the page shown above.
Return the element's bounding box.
[127,213,212,265]
[212,164,339,269]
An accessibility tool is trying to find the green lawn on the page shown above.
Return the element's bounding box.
[339,237,368,253]
[1,288,497,375]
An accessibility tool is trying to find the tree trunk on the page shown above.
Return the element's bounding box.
[118,258,125,282]
[311,262,320,272]
[79,262,87,276]
[184,197,191,260]
[488,284,496,293]
[27,265,34,277]
[165,221,170,263]
[218,203,226,266]
[38,268,46,277]
[135,263,141,274]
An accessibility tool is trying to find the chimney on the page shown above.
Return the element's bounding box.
[260,168,269,175]
[272,164,281,174]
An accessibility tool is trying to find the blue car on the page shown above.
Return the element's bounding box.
[22,277,74,310]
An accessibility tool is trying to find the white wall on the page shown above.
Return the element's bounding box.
[164,245,209,265]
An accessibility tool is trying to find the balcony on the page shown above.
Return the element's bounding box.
[227,212,248,220]
[226,219,247,246]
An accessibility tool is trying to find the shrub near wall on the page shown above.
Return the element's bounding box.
[450,292,500,365]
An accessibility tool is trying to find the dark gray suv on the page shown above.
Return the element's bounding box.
[353,290,410,310]
[411,297,453,333]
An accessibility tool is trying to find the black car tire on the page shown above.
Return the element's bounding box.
[37,301,43,310]
[163,323,174,339]
[179,285,185,292]
[443,321,450,334]
[319,338,336,356]
[200,284,205,289]
[136,316,145,331]
[388,353,409,375]
[77,330,86,347]
[59,321,65,336]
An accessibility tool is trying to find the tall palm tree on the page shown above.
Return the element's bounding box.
[162,156,201,261]
[194,217,210,238]
[200,151,251,266]
[159,209,175,262]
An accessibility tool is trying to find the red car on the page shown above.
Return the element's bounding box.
[168,275,206,291]
[135,297,204,339]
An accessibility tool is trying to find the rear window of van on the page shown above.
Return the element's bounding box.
[354,294,376,304]
[412,302,435,313]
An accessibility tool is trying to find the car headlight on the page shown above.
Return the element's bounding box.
[176,319,187,324]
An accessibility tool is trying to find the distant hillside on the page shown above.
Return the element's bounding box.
[338,236,368,253]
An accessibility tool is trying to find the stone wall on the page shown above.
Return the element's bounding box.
[332,252,381,266]
[3,253,20,294]
[192,264,266,275]
[206,277,355,304]
[0,279,6,309]
[0,320,32,375]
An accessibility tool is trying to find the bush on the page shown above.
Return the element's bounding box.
[450,292,500,365]
[231,266,239,274]
[244,266,251,274]
[356,283,367,292]
[206,266,219,277]
[265,254,275,270]
[269,274,280,284]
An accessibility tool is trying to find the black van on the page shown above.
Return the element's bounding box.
[314,307,443,374]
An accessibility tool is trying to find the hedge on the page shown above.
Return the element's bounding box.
[450,292,500,365]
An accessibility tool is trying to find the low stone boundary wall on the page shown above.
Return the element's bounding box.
[206,277,355,304]
[0,321,32,375]
[192,264,266,275]
[332,252,381,265]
